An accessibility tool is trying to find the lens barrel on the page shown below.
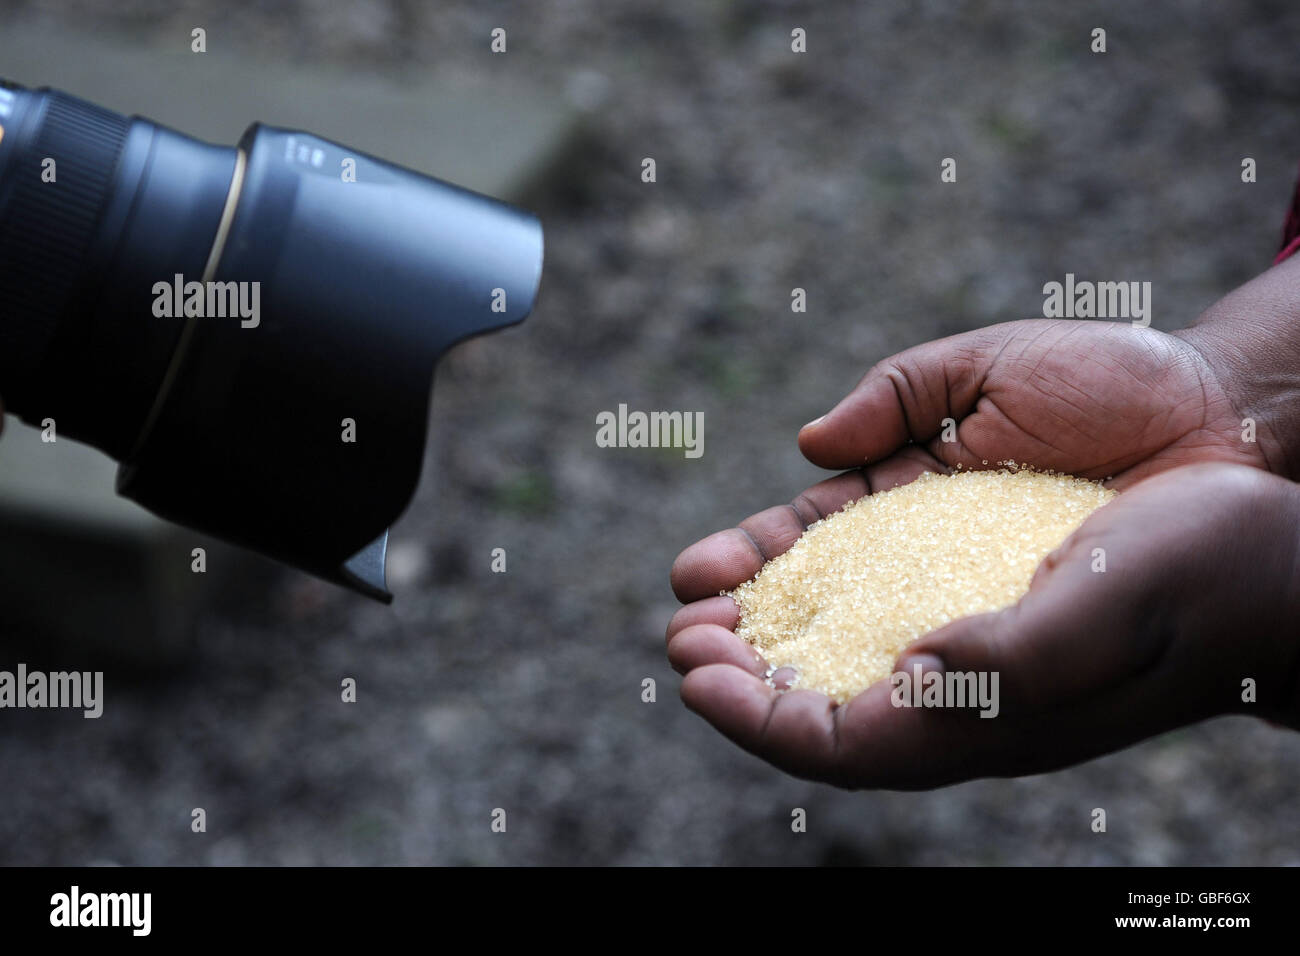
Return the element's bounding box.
[0,82,543,600]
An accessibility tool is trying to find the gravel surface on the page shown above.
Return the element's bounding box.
[2,0,1299,865]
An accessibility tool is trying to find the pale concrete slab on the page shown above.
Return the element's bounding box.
[0,20,577,200]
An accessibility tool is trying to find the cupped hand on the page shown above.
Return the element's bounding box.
[670,316,1269,704]
[670,275,1297,788]
[796,317,1267,489]
[668,463,1300,789]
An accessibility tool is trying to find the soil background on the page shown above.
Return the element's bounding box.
[1,0,1298,864]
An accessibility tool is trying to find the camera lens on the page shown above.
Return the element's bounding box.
[0,82,543,600]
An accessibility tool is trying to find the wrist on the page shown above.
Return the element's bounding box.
[1172,258,1300,480]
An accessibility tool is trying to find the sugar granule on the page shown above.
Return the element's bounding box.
[727,469,1115,703]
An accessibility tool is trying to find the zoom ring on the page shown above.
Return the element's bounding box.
[0,90,129,395]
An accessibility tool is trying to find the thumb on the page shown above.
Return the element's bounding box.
[896,547,1165,717]
[797,324,1011,470]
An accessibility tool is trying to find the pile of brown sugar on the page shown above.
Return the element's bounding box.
[728,468,1115,703]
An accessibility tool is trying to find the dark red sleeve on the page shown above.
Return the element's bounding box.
[1275,162,1300,264]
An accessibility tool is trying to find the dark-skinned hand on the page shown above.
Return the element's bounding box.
[669,258,1300,788]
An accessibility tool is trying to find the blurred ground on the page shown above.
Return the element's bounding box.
[2,0,1300,864]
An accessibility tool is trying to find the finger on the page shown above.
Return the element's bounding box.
[899,535,1167,716]
[921,395,1022,471]
[685,651,1209,790]
[681,664,988,789]
[669,471,870,603]
[863,444,949,491]
[835,667,1210,789]
[680,665,853,785]
[668,625,766,676]
[669,451,947,605]
[670,528,763,602]
[736,504,813,564]
[789,469,869,522]
[889,628,1235,787]
[666,596,740,643]
[798,450,946,516]
[798,324,1011,469]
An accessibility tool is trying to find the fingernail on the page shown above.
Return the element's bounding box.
[802,414,826,430]
[766,665,798,691]
[898,652,945,678]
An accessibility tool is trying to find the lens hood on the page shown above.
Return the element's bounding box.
[115,124,543,600]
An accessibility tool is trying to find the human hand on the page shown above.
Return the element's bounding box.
[669,311,1271,704]
[796,316,1266,491]
[668,463,1300,788]
[670,256,1300,786]
[798,252,1300,488]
